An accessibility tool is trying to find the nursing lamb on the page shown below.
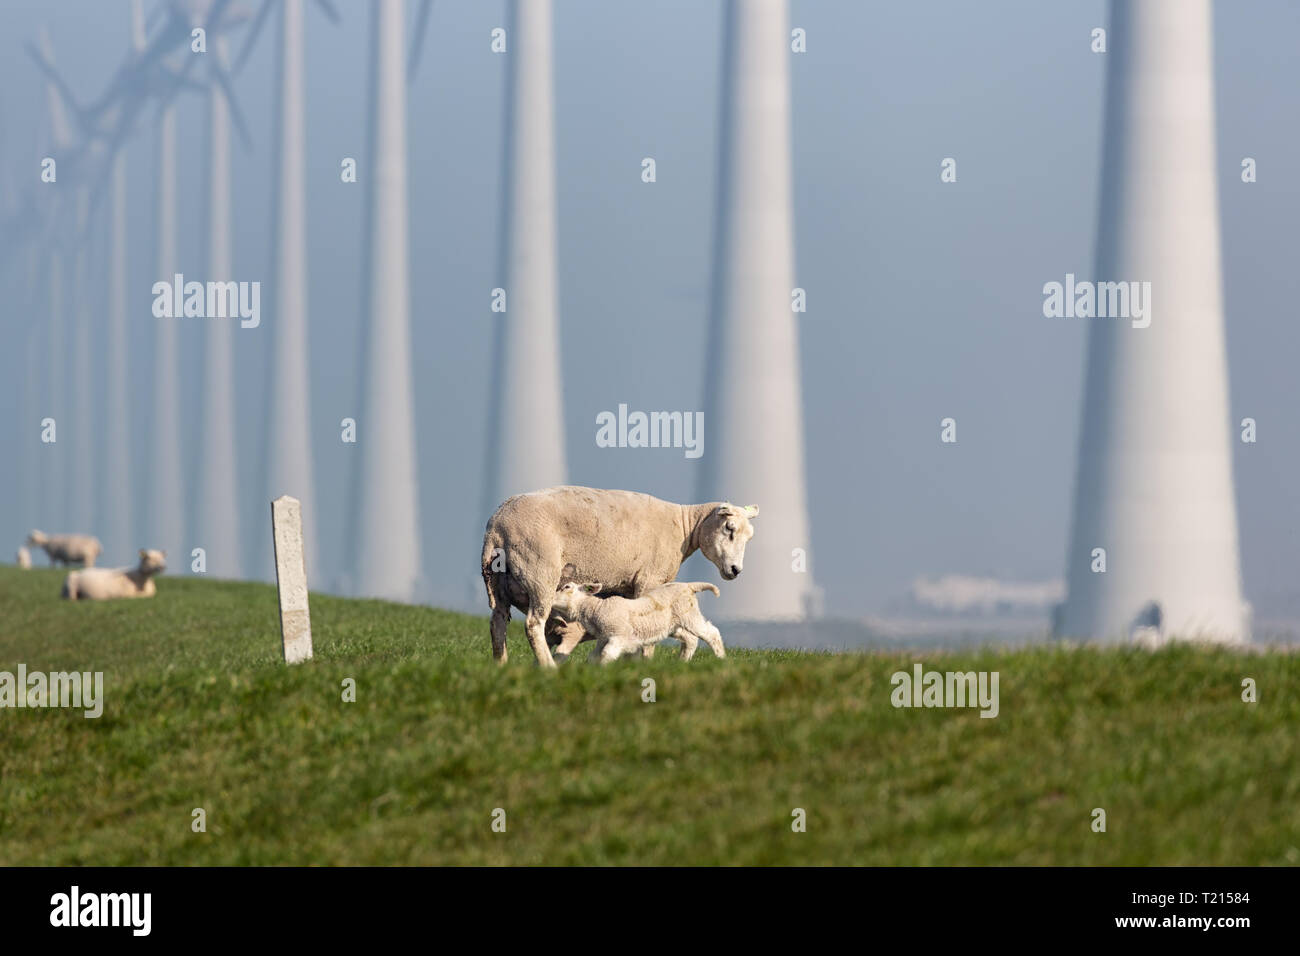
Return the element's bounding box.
[551,579,725,663]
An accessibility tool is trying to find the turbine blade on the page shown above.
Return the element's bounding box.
[408,0,433,83]
[232,0,274,74]
[212,62,253,149]
[314,0,342,24]
[131,0,146,51]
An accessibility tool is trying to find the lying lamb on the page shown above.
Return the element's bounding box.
[550,579,725,663]
[482,486,758,667]
[63,550,166,601]
[16,546,31,569]
[27,530,102,567]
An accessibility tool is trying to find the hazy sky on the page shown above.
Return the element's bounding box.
[3,0,1299,618]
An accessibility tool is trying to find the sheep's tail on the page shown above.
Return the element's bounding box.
[690,582,721,597]
[481,530,506,611]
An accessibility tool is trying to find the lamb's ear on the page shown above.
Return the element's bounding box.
[741,504,759,519]
[581,582,602,595]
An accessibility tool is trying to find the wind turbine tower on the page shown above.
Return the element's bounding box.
[148,68,186,561]
[99,0,147,565]
[38,27,72,530]
[260,0,318,580]
[194,35,243,578]
[483,0,566,513]
[1057,0,1247,644]
[700,0,814,621]
[351,0,421,602]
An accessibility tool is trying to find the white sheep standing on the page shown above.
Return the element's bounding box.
[481,486,758,668]
[62,550,166,601]
[26,530,103,567]
[16,546,31,569]
[550,579,725,663]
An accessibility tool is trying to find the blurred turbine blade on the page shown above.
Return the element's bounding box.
[314,0,341,24]
[408,0,432,83]
[34,29,75,147]
[212,61,253,148]
[131,0,147,50]
[233,0,274,73]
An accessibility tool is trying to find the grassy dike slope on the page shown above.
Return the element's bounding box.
[1,566,1297,865]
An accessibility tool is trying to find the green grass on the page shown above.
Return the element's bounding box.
[1,565,1297,865]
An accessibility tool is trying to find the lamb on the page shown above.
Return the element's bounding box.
[62,549,166,601]
[481,485,758,668]
[551,579,725,663]
[26,530,103,567]
[16,546,31,569]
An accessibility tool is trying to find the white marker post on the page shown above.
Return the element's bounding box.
[271,495,313,663]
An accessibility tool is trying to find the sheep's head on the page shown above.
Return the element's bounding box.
[26,530,46,546]
[699,504,758,580]
[138,549,167,574]
[553,580,600,614]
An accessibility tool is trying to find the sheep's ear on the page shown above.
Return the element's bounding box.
[139,549,147,559]
[582,582,601,595]
[715,504,735,517]
[741,504,759,518]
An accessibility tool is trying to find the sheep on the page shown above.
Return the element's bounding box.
[62,550,166,601]
[26,530,103,567]
[481,485,758,668]
[16,546,31,569]
[550,580,725,663]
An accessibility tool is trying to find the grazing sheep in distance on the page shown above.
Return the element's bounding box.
[62,550,166,601]
[551,579,725,663]
[26,530,103,567]
[16,546,31,569]
[481,485,758,668]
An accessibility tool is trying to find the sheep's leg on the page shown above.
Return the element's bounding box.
[599,637,627,664]
[698,620,725,659]
[524,599,559,669]
[490,606,510,664]
[671,627,699,661]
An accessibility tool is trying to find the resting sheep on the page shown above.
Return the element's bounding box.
[26,530,102,567]
[551,580,725,663]
[16,546,31,569]
[62,549,166,601]
[481,485,757,668]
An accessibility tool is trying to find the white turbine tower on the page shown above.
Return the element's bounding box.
[193,36,243,579]
[1057,0,1247,644]
[483,0,566,514]
[148,76,185,560]
[236,0,339,580]
[351,0,421,602]
[36,27,72,531]
[700,0,814,621]
[68,186,95,535]
[259,0,318,580]
[99,0,147,565]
